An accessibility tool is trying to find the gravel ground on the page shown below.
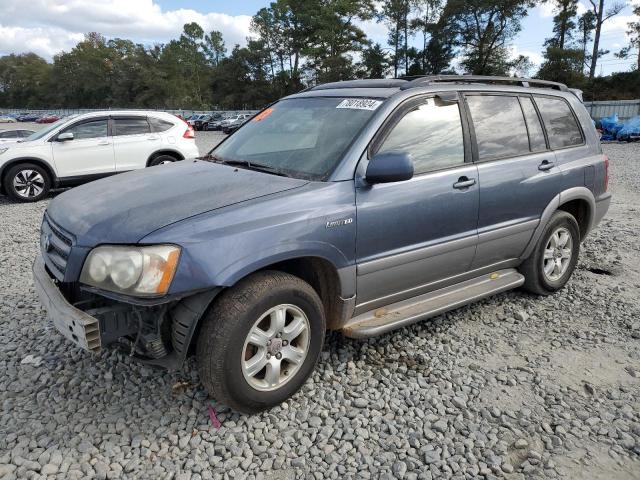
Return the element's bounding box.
[0,133,639,479]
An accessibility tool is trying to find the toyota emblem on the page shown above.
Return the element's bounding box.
[42,233,51,252]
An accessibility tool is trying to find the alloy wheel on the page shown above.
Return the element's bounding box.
[241,304,310,392]
[13,169,45,199]
[542,226,573,282]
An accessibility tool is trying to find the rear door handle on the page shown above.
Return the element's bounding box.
[147,136,160,141]
[97,140,110,146]
[453,177,476,189]
[538,160,555,171]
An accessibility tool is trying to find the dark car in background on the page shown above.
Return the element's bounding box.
[17,114,41,122]
[221,113,253,134]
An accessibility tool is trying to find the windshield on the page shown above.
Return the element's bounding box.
[25,115,78,142]
[212,97,381,180]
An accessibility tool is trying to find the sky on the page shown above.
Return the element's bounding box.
[0,0,637,76]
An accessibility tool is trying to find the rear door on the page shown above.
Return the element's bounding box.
[464,93,562,269]
[355,94,479,312]
[51,117,114,178]
[112,116,159,172]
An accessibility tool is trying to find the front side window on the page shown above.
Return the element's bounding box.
[377,97,465,174]
[64,119,108,140]
[213,97,380,180]
[466,95,529,160]
[114,117,150,136]
[534,96,583,149]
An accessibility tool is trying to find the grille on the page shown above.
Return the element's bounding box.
[41,214,73,280]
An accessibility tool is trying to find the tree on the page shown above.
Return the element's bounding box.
[360,43,391,77]
[0,53,51,108]
[411,0,444,73]
[578,10,596,72]
[545,0,579,49]
[587,0,625,79]
[615,6,640,71]
[447,0,534,75]
[380,0,413,76]
[204,30,226,66]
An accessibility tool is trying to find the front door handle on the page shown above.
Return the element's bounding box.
[453,177,476,189]
[538,160,555,171]
[97,140,110,146]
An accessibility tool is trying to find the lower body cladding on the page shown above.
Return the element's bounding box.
[32,255,217,370]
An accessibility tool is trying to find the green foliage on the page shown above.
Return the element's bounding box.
[0,0,638,109]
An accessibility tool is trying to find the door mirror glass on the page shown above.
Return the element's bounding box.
[365,152,414,184]
[57,132,74,141]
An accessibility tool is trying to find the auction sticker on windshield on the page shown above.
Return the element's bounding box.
[336,99,383,110]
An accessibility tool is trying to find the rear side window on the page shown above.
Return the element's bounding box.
[466,95,529,160]
[377,97,465,174]
[114,117,150,136]
[520,97,547,152]
[149,117,175,133]
[0,131,16,139]
[534,96,583,149]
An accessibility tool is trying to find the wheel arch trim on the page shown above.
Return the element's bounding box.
[520,187,595,260]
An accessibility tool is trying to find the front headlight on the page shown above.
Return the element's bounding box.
[80,245,181,296]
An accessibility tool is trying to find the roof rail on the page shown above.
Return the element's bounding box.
[399,75,569,92]
[309,79,408,91]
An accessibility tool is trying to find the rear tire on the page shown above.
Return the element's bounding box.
[196,271,325,414]
[3,163,51,202]
[148,154,178,167]
[520,211,580,295]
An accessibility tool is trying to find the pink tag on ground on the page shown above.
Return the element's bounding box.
[207,404,222,429]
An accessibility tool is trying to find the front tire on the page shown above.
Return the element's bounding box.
[520,211,580,295]
[196,271,326,413]
[3,163,51,202]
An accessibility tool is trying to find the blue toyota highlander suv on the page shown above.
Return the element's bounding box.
[33,76,611,413]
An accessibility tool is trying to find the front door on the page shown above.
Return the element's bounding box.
[51,118,114,178]
[355,95,479,313]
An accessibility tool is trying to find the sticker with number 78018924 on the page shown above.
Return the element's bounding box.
[336,99,383,111]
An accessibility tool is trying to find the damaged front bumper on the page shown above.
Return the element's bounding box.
[32,254,219,369]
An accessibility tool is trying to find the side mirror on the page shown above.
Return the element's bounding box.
[57,132,74,142]
[365,151,414,184]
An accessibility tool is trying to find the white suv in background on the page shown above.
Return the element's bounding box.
[0,111,199,202]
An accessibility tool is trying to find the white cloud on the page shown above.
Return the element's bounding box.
[0,0,253,60]
[538,1,588,19]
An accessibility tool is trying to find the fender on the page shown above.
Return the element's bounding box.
[171,239,356,299]
[146,149,185,166]
[520,186,595,260]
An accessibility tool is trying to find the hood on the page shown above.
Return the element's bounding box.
[47,160,309,246]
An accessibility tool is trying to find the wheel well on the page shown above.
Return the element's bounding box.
[146,150,184,166]
[0,158,56,194]
[258,257,343,329]
[558,199,591,240]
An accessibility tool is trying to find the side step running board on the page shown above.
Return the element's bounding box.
[341,269,524,339]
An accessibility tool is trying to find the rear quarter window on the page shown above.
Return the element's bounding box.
[534,96,583,149]
[149,117,175,133]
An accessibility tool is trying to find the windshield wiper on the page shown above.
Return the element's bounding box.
[219,159,290,177]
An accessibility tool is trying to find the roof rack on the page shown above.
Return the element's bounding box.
[399,75,569,92]
[309,79,408,91]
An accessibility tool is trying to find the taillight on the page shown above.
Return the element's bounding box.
[604,155,609,192]
[183,126,195,139]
